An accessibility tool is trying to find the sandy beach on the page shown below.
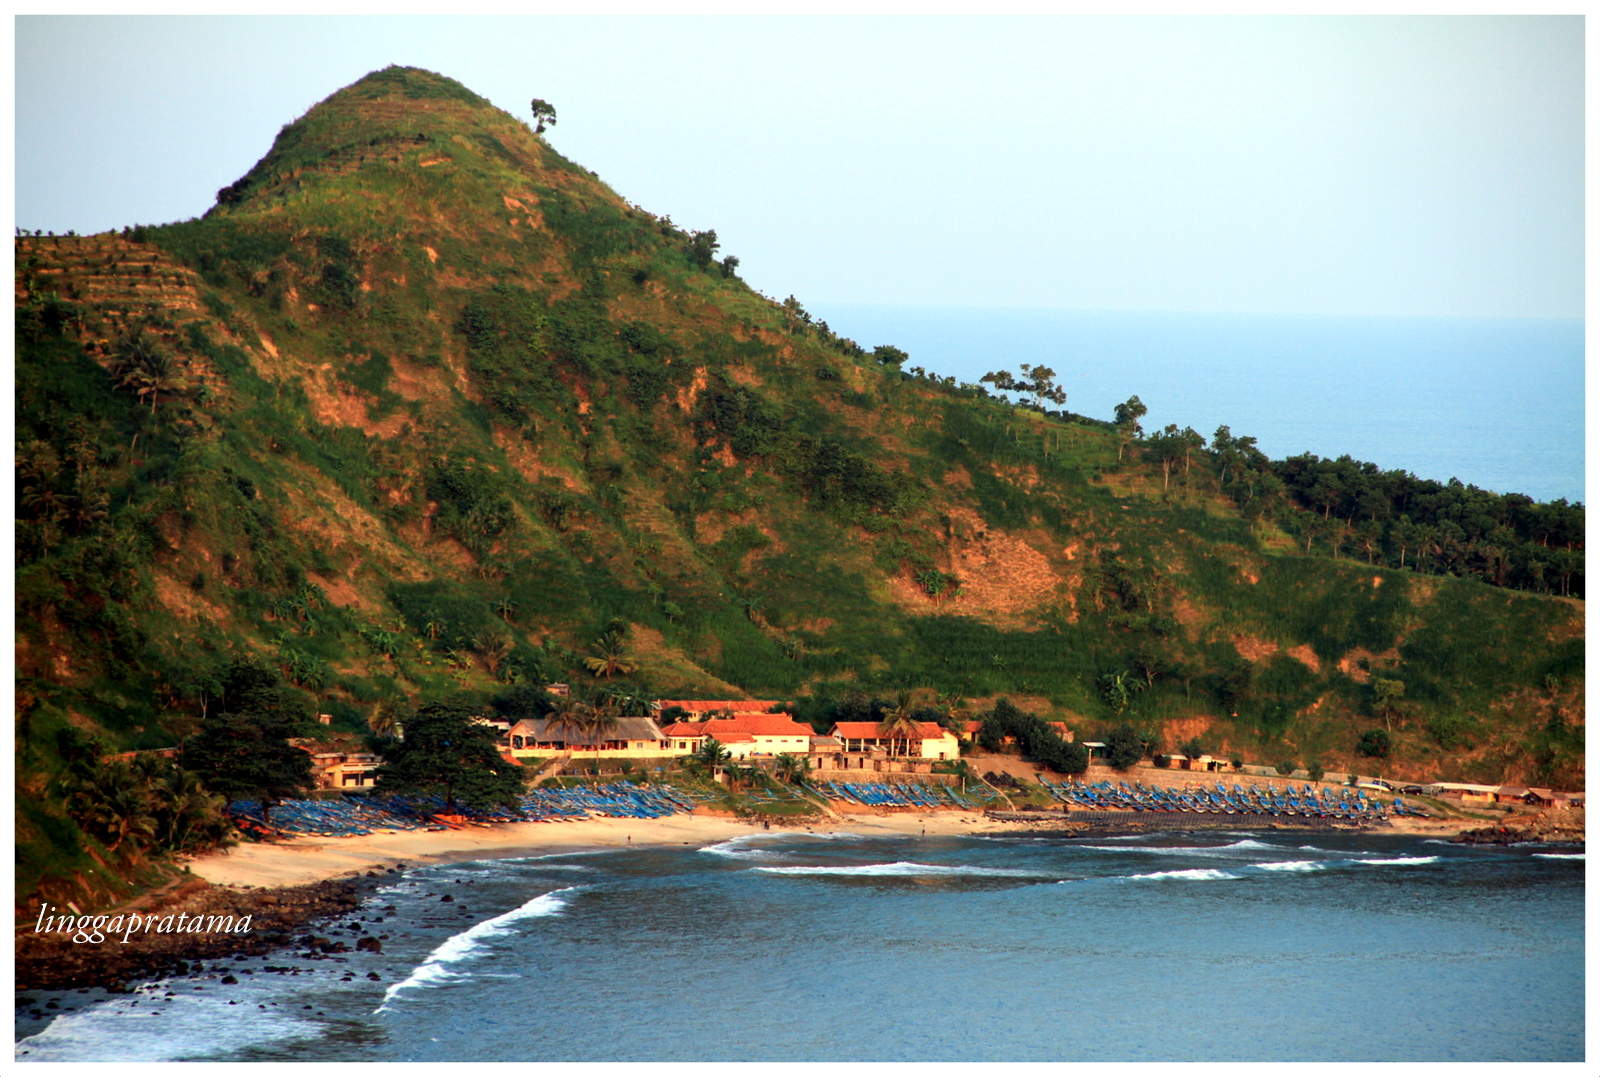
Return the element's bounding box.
[184,809,1009,888]
[184,799,1579,890]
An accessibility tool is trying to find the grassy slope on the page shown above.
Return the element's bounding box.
[13,67,1584,899]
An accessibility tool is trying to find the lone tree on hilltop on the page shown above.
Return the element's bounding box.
[530,98,557,134]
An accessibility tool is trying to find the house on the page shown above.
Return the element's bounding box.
[1433,782,1501,804]
[1081,741,1108,761]
[659,713,816,760]
[1495,785,1531,804]
[1524,788,1570,809]
[503,716,668,759]
[304,749,381,789]
[829,721,960,761]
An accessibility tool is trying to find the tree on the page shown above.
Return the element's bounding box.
[689,230,720,270]
[979,369,1019,402]
[1178,736,1206,761]
[1105,723,1144,770]
[1016,364,1066,410]
[181,686,315,824]
[109,328,189,415]
[472,625,515,676]
[583,624,637,680]
[63,762,157,855]
[530,98,557,134]
[872,345,909,370]
[1113,396,1147,461]
[1098,669,1145,715]
[1356,728,1391,759]
[372,697,525,811]
[877,690,921,758]
[1371,677,1406,731]
[692,736,731,773]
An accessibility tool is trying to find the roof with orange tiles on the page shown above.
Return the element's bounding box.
[830,721,954,740]
[661,715,814,739]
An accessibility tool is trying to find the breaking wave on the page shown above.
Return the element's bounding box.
[1533,852,1584,860]
[753,861,1050,878]
[1121,868,1240,882]
[376,887,580,1013]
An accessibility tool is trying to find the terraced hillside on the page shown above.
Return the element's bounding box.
[15,66,1582,905]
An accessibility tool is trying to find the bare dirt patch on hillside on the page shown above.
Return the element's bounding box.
[153,572,231,625]
[887,511,1065,626]
[1231,634,1279,663]
[1284,644,1321,672]
[1336,646,1401,683]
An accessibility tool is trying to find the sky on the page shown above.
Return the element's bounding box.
[13,14,1585,319]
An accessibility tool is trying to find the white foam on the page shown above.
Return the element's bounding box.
[1349,856,1440,866]
[1123,868,1239,882]
[1082,838,1276,856]
[753,861,1049,878]
[1533,852,1584,860]
[17,987,313,1062]
[1253,860,1326,872]
[376,886,580,1013]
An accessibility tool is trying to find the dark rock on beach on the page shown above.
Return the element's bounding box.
[15,877,370,992]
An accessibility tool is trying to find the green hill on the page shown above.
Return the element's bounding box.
[15,66,1583,907]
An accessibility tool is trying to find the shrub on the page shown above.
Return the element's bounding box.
[1306,759,1325,782]
[1274,759,1297,776]
[1356,728,1391,759]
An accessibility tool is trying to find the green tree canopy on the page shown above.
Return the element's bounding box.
[372,697,525,811]
[180,680,315,818]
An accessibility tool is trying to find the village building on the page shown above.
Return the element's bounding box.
[658,713,816,760]
[829,721,960,761]
[502,716,668,760]
[1432,782,1502,805]
[286,738,382,789]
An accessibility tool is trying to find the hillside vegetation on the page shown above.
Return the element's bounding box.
[15,66,1583,905]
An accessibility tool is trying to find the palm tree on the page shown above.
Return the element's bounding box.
[473,625,515,676]
[774,753,809,785]
[583,631,636,680]
[877,690,921,758]
[544,694,587,748]
[110,328,188,414]
[369,698,406,739]
[67,764,157,855]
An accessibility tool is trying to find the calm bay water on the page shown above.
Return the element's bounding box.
[16,831,1584,1062]
[810,306,1586,504]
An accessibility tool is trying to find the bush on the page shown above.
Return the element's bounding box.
[1356,728,1391,759]
[1151,752,1169,768]
[1274,759,1297,776]
[1105,723,1144,770]
[1306,759,1325,782]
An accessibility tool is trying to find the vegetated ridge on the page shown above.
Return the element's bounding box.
[14,67,1583,908]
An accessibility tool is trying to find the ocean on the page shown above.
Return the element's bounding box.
[15,830,1584,1062]
[809,306,1586,505]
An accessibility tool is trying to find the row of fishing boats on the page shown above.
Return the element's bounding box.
[227,781,697,838]
[1043,779,1427,820]
[803,780,1002,809]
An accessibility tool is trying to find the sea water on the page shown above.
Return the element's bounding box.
[15,831,1583,1062]
[809,306,1585,504]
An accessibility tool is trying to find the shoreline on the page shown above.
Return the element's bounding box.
[16,807,1579,996]
[177,806,1580,890]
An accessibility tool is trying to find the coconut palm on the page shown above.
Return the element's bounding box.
[110,328,189,414]
[877,690,921,758]
[582,630,636,680]
[66,763,157,855]
[473,625,515,675]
